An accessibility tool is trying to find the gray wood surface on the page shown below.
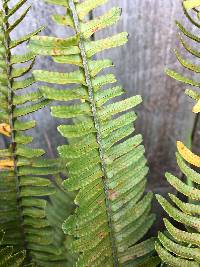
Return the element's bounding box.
[2,0,199,231]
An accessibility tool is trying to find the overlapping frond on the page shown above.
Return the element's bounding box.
[0,1,67,265]
[46,175,76,266]
[156,1,200,265]
[166,0,200,114]
[156,142,200,266]
[29,0,158,266]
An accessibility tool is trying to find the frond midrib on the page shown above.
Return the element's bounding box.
[68,0,119,265]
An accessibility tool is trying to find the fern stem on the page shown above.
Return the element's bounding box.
[188,113,199,192]
[2,1,29,257]
[191,114,199,149]
[68,0,119,265]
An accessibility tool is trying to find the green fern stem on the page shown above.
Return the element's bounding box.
[187,113,199,189]
[68,0,119,265]
[2,1,28,254]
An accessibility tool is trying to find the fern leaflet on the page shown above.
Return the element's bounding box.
[46,175,76,266]
[156,1,200,265]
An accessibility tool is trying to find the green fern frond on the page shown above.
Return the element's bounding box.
[0,1,67,266]
[156,146,200,266]
[29,0,157,266]
[157,1,200,265]
[166,0,200,114]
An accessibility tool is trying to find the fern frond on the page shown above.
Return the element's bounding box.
[157,1,200,265]
[156,146,200,265]
[0,1,67,266]
[45,175,76,266]
[166,0,200,114]
[29,0,157,266]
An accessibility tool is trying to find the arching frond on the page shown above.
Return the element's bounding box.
[157,1,200,265]
[0,1,69,266]
[156,146,200,266]
[166,0,200,114]
[29,0,158,266]
[46,175,76,266]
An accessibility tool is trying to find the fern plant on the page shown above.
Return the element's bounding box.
[28,0,161,266]
[156,0,200,265]
[0,1,73,266]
